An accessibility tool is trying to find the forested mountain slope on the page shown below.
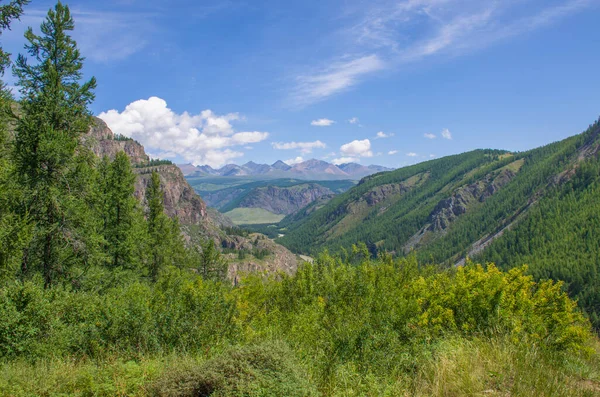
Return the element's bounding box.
[280,120,600,257]
[278,118,600,324]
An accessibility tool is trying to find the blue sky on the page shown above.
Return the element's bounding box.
[3,0,600,167]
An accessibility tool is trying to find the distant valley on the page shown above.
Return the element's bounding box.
[184,176,356,225]
[179,159,391,225]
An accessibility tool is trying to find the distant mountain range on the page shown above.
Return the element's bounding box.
[177,159,393,180]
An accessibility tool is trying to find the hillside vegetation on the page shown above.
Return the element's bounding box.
[278,120,600,327]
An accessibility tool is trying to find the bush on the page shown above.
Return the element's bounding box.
[0,269,238,360]
[152,342,317,397]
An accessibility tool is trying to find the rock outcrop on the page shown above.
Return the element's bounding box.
[86,119,149,165]
[428,169,517,232]
[236,184,334,215]
[86,118,211,228]
[134,165,208,225]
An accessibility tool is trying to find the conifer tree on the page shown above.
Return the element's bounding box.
[12,2,97,287]
[198,239,227,281]
[147,171,169,281]
[103,152,138,269]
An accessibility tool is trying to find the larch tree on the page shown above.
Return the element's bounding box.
[12,1,97,287]
[104,152,138,269]
[146,170,169,281]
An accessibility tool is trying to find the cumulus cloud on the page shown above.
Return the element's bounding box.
[311,118,335,126]
[424,133,436,139]
[376,131,394,139]
[271,140,327,154]
[332,157,359,165]
[441,128,452,140]
[340,139,373,158]
[98,96,269,168]
[407,152,418,157]
[285,156,305,165]
[388,150,398,155]
[348,117,360,124]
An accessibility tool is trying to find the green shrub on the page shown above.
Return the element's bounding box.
[152,342,317,397]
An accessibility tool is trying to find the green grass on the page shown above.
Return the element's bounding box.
[1,337,598,396]
[224,208,285,225]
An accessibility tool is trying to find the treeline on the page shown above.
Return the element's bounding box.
[0,2,226,288]
[134,158,174,168]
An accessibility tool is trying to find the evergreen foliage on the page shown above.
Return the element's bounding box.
[197,239,228,281]
[99,152,142,269]
[11,1,97,287]
[146,171,187,281]
[0,0,29,92]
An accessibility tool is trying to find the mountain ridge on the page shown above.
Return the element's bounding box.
[178,159,393,180]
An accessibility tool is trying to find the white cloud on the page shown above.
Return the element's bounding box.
[407,152,418,157]
[348,117,360,124]
[388,150,398,155]
[441,128,452,140]
[430,154,437,158]
[424,133,436,139]
[311,118,335,126]
[272,140,327,154]
[347,0,593,62]
[340,139,373,158]
[332,157,359,165]
[98,96,269,168]
[289,0,594,106]
[293,55,385,105]
[376,131,394,139]
[285,156,305,165]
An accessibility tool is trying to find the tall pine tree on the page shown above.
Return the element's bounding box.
[12,1,97,287]
[103,152,138,269]
[147,171,168,281]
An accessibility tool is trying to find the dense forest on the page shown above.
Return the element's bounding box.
[276,118,600,328]
[0,2,599,396]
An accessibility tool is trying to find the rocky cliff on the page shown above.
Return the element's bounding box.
[86,119,149,165]
[86,118,299,275]
[235,183,334,215]
[86,118,211,228]
[427,168,517,232]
